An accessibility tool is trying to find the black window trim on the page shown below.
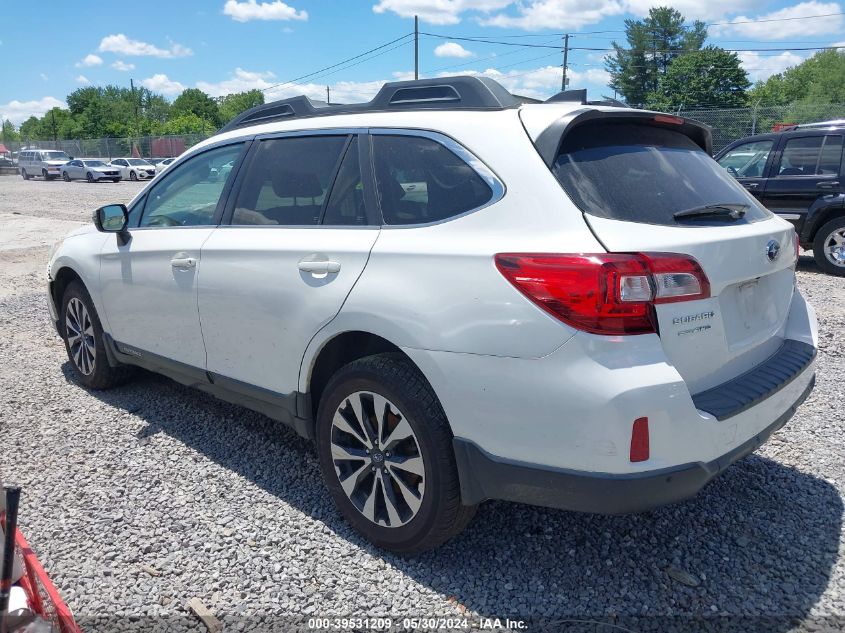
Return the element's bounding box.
[131,138,252,230]
[219,128,381,229]
[716,137,777,180]
[368,127,506,229]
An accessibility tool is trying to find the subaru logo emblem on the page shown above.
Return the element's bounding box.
[766,239,780,262]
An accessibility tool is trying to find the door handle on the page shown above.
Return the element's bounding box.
[743,182,759,190]
[171,256,197,269]
[817,181,840,190]
[298,260,341,274]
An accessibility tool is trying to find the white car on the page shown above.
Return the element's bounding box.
[154,157,177,174]
[110,158,156,181]
[46,77,817,553]
[61,159,122,183]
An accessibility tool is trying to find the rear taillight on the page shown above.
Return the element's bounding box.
[494,252,710,336]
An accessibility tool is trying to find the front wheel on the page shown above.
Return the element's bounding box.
[316,354,476,554]
[62,171,71,182]
[129,171,137,181]
[60,281,132,389]
[813,217,845,276]
[21,169,29,180]
[86,172,94,183]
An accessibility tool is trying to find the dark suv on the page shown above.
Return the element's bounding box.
[715,121,845,275]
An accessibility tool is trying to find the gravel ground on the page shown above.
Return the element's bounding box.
[0,174,844,632]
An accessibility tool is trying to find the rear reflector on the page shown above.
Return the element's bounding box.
[630,417,650,462]
[494,252,710,335]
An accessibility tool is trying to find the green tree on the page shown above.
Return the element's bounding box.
[1,119,19,143]
[172,88,221,127]
[162,112,212,135]
[218,89,265,124]
[750,49,845,106]
[646,47,750,110]
[605,7,707,106]
[19,116,44,141]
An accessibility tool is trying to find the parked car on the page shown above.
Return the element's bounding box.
[61,159,121,183]
[715,122,845,275]
[18,149,71,180]
[0,157,16,168]
[153,157,177,174]
[47,77,817,553]
[110,158,156,181]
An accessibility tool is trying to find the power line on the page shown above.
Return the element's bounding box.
[260,33,413,94]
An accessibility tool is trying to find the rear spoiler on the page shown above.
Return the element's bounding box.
[533,108,713,168]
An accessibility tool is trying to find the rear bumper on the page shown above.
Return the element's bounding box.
[454,375,815,513]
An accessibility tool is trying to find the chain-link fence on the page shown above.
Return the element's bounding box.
[1,133,212,161]
[4,103,845,159]
[677,103,845,152]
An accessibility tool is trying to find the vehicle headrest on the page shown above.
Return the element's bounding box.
[270,170,323,198]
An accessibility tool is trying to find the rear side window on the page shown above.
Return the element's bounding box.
[553,122,770,226]
[818,135,843,174]
[777,136,824,176]
[232,135,347,226]
[372,135,493,225]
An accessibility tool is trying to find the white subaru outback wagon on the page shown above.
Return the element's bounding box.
[47,77,817,553]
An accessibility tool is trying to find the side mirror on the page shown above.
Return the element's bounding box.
[93,204,130,244]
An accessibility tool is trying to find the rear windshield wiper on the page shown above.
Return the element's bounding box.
[674,204,748,221]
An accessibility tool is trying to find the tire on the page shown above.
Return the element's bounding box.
[62,171,71,182]
[316,353,476,554]
[112,178,121,183]
[42,169,48,180]
[86,172,94,183]
[60,281,133,390]
[21,169,28,180]
[130,171,137,181]
[812,217,845,276]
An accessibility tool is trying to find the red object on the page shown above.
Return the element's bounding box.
[773,123,796,132]
[151,137,186,158]
[494,252,710,336]
[1,515,80,633]
[0,143,8,154]
[630,417,650,462]
[653,114,684,125]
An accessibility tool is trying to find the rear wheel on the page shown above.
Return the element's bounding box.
[60,281,132,389]
[813,217,845,276]
[62,171,71,182]
[316,354,476,554]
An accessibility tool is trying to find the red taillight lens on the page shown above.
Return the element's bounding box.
[630,417,650,462]
[495,252,710,336]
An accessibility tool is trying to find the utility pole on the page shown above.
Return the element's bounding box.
[326,85,331,104]
[414,15,419,80]
[130,78,140,154]
[561,33,570,91]
[51,109,58,147]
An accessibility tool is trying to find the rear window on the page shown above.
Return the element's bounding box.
[553,122,770,226]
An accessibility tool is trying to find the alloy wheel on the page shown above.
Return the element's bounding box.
[65,297,96,375]
[330,391,425,528]
[823,227,845,268]
[63,172,70,182]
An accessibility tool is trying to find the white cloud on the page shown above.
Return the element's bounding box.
[442,64,610,99]
[434,42,474,58]
[624,0,762,20]
[111,60,135,71]
[196,68,277,97]
[75,54,103,67]
[223,0,308,22]
[714,1,844,39]
[738,51,806,82]
[373,0,512,25]
[0,97,65,125]
[75,75,91,85]
[98,34,193,58]
[483,0,626,29]
[140,74,186,96]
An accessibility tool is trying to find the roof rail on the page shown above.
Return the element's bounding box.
[219,75,525,133]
